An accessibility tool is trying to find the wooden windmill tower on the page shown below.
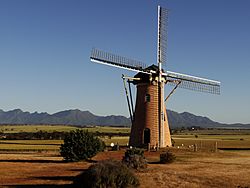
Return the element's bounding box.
[90,6,220,148]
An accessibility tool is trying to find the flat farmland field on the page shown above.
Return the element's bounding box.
[0,126,250,187]
[1,127,250,151]
[0,140,63,151]
[0,125,130,134]
[0,125,77,133]
[0,138,130,151]
[172,129,250,150]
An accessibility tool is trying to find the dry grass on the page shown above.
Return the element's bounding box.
[0,152,90,187]
[0,149,250,187]
[138,149,250,188]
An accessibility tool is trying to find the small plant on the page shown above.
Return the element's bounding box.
[160,150,176,164]
[111,143,120,151]
[171,137,175,147]
[73,159,140,188]
[60,129,105,162]
[122,148,147,170]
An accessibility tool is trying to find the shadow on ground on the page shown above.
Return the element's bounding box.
[4,175,77,188]
[34,175,75,181]
[1,156,92,187]
[0,141,60,146]
[148,161,161,164]
[3,169,88,188]
[0,159,66,163]
[5,184,74,188]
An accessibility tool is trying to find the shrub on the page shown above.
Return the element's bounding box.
[60,129,105,162]
[73,159,140,188]
[111,143,120,151]
[160,150,176,164]
[122,148,147,170]
[171,137,175,146]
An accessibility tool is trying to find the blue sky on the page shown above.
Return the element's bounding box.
[0,0,249,124]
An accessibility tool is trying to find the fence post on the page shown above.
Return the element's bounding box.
[215,141,218,152]
[194,144,198,152]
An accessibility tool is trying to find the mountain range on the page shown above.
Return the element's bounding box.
[0,109,249,129]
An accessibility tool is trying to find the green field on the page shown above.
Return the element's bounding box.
[172,129,250,149]
[0,125,130,151]
[101,136,129,146]
[0,125,130,134]
[0,140,62,150]
[173,137,250,149]
[0,138,130,151]
[0,125,250,151]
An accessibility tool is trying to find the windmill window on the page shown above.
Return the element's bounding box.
[145,94,150,102]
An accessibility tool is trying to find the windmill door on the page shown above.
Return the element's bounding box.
[143,128,150,144]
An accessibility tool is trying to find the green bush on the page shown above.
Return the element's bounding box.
[160,150,176,164]
[73,159,140,188]
[122,148,147,170]
[60,129,105,162]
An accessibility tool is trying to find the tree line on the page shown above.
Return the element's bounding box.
[0,130,129,140]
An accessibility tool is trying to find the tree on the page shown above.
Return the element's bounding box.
[60,129,105,162]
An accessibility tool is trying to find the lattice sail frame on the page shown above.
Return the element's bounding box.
[163,71,220,94]
[157,6,169,66]
[91,48,220,94]
[91,48,149,74]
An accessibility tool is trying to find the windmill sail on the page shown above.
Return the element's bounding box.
[90,48,151,74]
[163,71,220,94]
[157,6,169,66]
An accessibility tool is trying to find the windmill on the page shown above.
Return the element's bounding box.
[90,6,220,148]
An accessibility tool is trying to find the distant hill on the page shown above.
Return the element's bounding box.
[0,109,249,128]
[167,110,220,128]
[167,110,250,129]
